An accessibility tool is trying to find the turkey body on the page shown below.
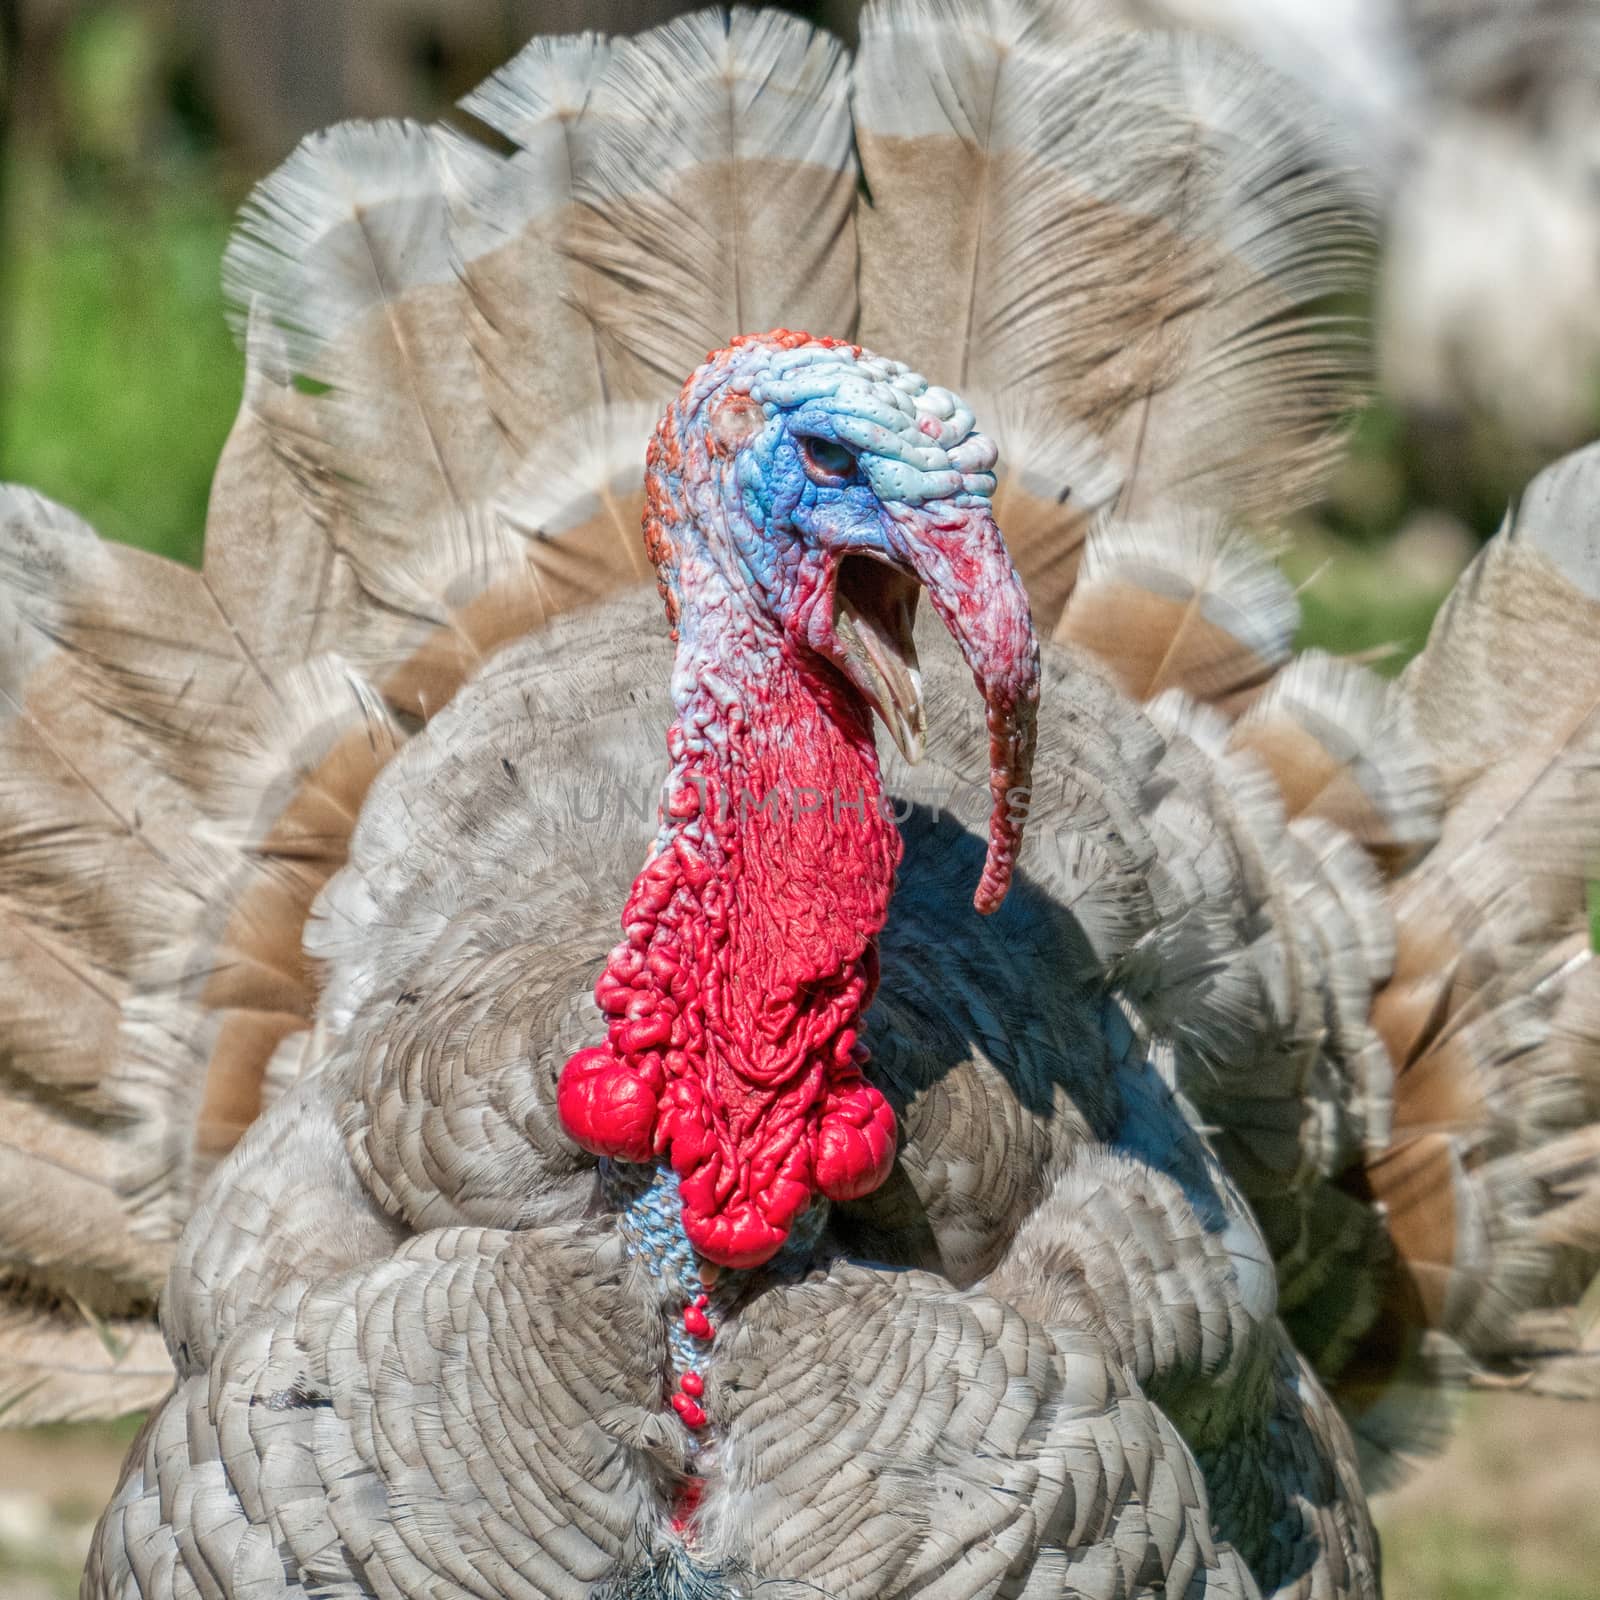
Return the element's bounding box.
[86,601,1373,1599]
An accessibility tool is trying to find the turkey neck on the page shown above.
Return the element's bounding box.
[658,605,900,1065]
[558,587,903,1270]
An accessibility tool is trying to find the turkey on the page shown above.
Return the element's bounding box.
[0,3,1596,1598]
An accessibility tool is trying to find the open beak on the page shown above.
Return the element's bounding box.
[831,556,927,765]
[823,509,1040,915]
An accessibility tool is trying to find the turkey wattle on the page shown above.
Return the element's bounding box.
[0,4,1596,1599]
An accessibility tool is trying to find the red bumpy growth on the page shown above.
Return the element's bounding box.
[558,659,901,1269]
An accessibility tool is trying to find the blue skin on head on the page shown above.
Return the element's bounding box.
[661,339,1002,630]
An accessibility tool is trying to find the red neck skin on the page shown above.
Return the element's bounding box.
[557,623,902,1269]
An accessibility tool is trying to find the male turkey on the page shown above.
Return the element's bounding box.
[0,4,1596,1598]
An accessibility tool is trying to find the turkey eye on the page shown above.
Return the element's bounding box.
[798,434,857,484]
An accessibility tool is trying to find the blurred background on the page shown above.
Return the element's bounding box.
[1,2,1598,1597]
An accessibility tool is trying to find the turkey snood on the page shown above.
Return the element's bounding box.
[558,332,1040,1271]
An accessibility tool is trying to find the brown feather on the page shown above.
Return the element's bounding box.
[1059,513,1298,705]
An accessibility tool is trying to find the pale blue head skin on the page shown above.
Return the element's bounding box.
[738,339,999,510]
[655,335,1005,633]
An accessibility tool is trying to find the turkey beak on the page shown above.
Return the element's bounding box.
[897,507,1040,915]
[830,555,927,765]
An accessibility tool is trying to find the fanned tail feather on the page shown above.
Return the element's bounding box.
[855,0,1374,632]
[564,7,860,387]
[1059,513,1298,707]
[1052,441,1600,1475]
[1361,443,1600,1405]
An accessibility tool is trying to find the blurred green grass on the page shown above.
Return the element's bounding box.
[0,157,240,565]
[0,1415,143,1599]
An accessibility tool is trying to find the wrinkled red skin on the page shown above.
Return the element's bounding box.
[558,329,1037,1275]
[557,647,900,1269]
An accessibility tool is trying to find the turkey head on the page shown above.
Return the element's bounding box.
[557,330,1040,1268]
